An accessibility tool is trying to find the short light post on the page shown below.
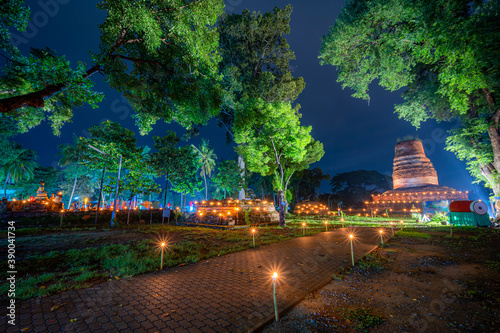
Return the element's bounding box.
[379,229,384,245]
[160,242,166,269]
[349,234,355,266]
[302,222,306,236]
[341,218,344,228]
[252,228,256,247]
[400,220,404,231]
[324,220,328,232]
[60,209,64,227]
[272,272,279,322]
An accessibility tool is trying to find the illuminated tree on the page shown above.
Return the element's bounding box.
[234,99,324,226]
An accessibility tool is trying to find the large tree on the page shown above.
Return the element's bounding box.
[234,98,324,226]
[211,159,244,199]
[217,5,305,198]
[150,131,199,210]
[0,0,224,135]
[319,0,500,219]
[290,167,331,202]
[330,170,392,207]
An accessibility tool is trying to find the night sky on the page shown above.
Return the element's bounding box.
[9,0,482,197]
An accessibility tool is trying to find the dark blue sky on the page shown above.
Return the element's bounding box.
[9,0,481,196]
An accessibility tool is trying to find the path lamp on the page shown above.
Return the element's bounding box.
[272,272,279,321]
[400,220,404,231]
[251,228,256,247]
[349,234,355,266]
[60,209,64,227]
[341,218,344,228]
[379,229,384,245]
[160,242,166,269]
[324,220,328,232]
[302,222,306,236]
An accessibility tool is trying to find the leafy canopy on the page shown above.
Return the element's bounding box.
[0,0,225,135]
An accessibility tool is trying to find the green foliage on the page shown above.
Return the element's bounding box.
[234,99,312,177]
[1,0,224,134]
[339,307,383,331]
[191,139,217,199]
[395,231,431,239]
[212,159,244,199]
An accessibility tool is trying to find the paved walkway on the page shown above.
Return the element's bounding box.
[3,227,386,332]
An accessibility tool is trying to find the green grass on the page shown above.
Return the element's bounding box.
[340,307,383,331]
[395,230,431,239]
[356,253,392,271]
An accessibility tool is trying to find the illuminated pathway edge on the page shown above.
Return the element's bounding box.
[4,227,383,333]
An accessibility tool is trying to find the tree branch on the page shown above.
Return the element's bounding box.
[0,64,101,113]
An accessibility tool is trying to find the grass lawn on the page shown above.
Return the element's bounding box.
[0,218,337,300]
[0,213,473,301]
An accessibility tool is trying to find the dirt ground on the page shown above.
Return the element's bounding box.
[264,230,500,332]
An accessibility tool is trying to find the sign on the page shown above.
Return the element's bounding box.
[423,200,449,215]
[162,209,170,218]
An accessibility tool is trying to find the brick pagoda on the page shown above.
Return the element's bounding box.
[369,140,468,214]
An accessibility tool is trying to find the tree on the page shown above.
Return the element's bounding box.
[150,131,197,211]
[234,98,324,227]
[319,0,500,219]
[191,139,217,200]
[2,144,36,198]
[217,5,305,198]
[77,121,152,213]
[212,159,244,199]
[330,170,392,207]
[0,0,224,135]
[247,173,273,200]
[57,135,86,208]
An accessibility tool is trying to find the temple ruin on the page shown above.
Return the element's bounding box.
[369,140,468,214]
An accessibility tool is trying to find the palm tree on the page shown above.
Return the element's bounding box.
[57,135,82,208]
[191,139,217,200]
[3,146,36,198]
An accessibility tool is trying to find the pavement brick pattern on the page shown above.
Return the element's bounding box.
[2,227,384,332]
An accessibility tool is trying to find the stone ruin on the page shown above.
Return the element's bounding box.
[293,201,329,216]
[191,198,279,227]
[369,140,468,214]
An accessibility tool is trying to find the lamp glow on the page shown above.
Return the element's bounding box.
[272,272,279,321]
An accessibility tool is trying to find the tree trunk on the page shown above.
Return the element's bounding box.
[487,125,500,220]
[4,172,10,199]
[238,155,246,200]
[127,197,133,225]
[68,176,77,210]
[277,190,286,227]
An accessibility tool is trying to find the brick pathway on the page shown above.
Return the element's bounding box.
[3,227,386,332]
